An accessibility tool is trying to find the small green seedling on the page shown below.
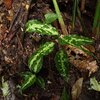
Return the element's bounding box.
[90,77,100,92]
[1,77,9,97]
[44,12,58,24]
[60,87,69,100]
[19,12,93,91]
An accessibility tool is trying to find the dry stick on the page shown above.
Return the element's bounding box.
[72,0,77,30]
[8,4,22,32]
[74,0,86,33]
[21,0,32,43]
[52,0,68,35]
[81,0,86,11]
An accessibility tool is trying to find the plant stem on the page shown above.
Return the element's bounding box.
[52,0,68,35]
[72,0,77,30]
[81,0,86,11]
[77,5,87,33]
[75,0,86,33]
[93,0,100,35]
[72,0,86,32]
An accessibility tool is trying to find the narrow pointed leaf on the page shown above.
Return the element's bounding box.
[25,20,59,36]
[28,42,54,73]
[60,87,69,100]
[44,12,58,24]
[55,50,69,80]
[59,35,93,47]
[20,72,36,91]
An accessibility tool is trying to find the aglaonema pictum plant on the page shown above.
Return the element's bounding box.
[19,12,93,91]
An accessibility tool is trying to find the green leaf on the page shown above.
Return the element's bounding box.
[25,19,59,36]
[36,76,45,89]
[58,34,93,47]
[1,77,9,97]
[44,12,58,24]
[20,71,36,80]
[20,72,36,91]
[55,50,69,80]
[38,42,55,56]
[90,77,100,92]
[28,42,54,73]
[60,87,69,100]
[28,56,43,73]
[93,0,100,31]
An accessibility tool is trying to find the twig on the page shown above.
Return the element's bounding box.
[81,0,86,12]
[8,4,22,32]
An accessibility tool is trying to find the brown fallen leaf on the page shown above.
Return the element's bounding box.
[70,59,98,75]
[65,45,98,74]
[0,25,8,45]
[66,45,89,57]
[6,10,13,22]
[71,77,83,100]
[3,0,13,9]
[84,45,95,53]
[50,95,60,100]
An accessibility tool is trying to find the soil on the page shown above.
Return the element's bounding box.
[0,0,100,100]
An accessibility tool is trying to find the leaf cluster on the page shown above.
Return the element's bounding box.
[19,12,93,91]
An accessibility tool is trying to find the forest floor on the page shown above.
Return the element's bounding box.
[0,0,100,100]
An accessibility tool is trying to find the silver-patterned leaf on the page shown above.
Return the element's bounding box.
[58,34,93,47]
[28,55,43,73]
[38,42,55,56]
[55,50,69,80]
[28,42,54,73]
[20,72,36,91]
[25,20,59,36]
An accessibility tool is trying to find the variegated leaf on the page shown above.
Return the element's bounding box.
[28,42,54,73]
[37,42,55,56]
[58,34,93,47]
[25,20,59,36]
[55,50,69,80]
[28,56,43,73]
[20,72,36,91]
[36,76,45,89]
